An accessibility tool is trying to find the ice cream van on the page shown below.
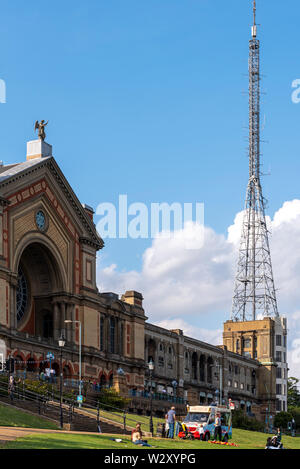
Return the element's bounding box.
[178,405,232,442]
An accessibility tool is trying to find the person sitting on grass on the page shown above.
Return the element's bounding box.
[131,423,152,447]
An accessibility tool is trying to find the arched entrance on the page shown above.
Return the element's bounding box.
[16,242,65,339]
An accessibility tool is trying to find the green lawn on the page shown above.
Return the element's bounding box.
[1,428,300,450]
[84,406,164,431]
[0,403,59,430]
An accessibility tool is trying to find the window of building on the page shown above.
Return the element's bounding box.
[276,335,282,346]
[276,367,282,379]
[243,352,251,358]
[228,379,232,387]
[243,338,251,348]
[276,383,282,395]
[234,365,239,375]
[234,381,238,389]
[158,356,164,367]
[240,383,244,390]
[282,401,286,411]
[283,336,287,348]
[110,317,115,354]
[276,351,282,362]
[276,399,282,411]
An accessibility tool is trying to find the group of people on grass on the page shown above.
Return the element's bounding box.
[265,428,284,449]
[131,407,223,446]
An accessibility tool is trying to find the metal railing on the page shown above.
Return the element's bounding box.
[0,373,154,435]
[129,389,186,404]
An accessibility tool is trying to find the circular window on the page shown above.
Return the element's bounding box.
[35,210,46,231]
[16,267,28,322]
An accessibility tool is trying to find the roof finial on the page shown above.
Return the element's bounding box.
[252,0,257,38]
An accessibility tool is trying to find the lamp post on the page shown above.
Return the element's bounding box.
[65,319,82,407]
[171,380,178,402]
[58,334,65,429]
[148,360,154,436]
[215,359,223,405]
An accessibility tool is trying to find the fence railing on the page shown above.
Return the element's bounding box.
[129,389,186,404]
[0,373,154,434]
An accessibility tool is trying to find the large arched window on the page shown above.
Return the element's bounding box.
[110,317,115,354]
[207,357,214,383]
[192,352,198,380]
[199,355,206,382]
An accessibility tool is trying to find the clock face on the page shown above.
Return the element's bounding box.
[36,210,46,231]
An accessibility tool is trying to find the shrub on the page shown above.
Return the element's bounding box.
[288,407,300,430]
[97,388,130,411]
[232,409,265,432]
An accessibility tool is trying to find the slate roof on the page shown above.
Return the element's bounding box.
[0,157,51,183]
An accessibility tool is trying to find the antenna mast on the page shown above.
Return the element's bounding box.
[231,1,279,321]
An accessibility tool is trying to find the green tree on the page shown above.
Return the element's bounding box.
[274,411,293,430]
[287,377,300,409]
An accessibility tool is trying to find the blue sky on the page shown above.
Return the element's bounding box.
[0,0,299,272]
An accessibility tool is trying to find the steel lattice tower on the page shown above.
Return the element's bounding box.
[231,1,279,321]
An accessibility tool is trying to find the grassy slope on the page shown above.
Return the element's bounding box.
[85,406,164,430]
[1,429,300,450]
[0,403,59,430]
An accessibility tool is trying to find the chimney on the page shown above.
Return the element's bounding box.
[82,204,94,221]
[121,291,143,308]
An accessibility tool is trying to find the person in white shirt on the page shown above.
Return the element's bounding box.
[199,424,204,441]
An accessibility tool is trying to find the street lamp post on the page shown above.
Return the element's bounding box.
[148,360,154,436]
[65,319,82,407]
[171,380,178,402]
[58,334,65,429]
[215,360,223,405]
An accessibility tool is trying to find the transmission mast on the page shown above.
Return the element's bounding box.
[231,1,279,321]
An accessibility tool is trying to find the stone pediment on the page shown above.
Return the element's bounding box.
[0,155,103,251]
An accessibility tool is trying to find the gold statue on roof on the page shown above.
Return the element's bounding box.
[34,120,49,141]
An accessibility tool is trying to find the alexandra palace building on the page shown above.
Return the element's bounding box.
[0,136,288,420]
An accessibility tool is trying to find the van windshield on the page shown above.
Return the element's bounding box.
[184,413,209,423]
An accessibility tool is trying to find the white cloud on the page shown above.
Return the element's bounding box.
[154,318,222,346]
[97,200,300,379]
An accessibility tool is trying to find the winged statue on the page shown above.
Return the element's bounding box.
[34,120,49,141]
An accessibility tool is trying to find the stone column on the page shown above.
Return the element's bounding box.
[60,302,66,338]
[70,304,75,345]
[52,302,60,340]
[64,303,71,343]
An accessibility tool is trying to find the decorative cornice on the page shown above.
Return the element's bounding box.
[0,156,104,250]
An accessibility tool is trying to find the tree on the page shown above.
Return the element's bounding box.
[274,411,293,430]
[287,377,300,409]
